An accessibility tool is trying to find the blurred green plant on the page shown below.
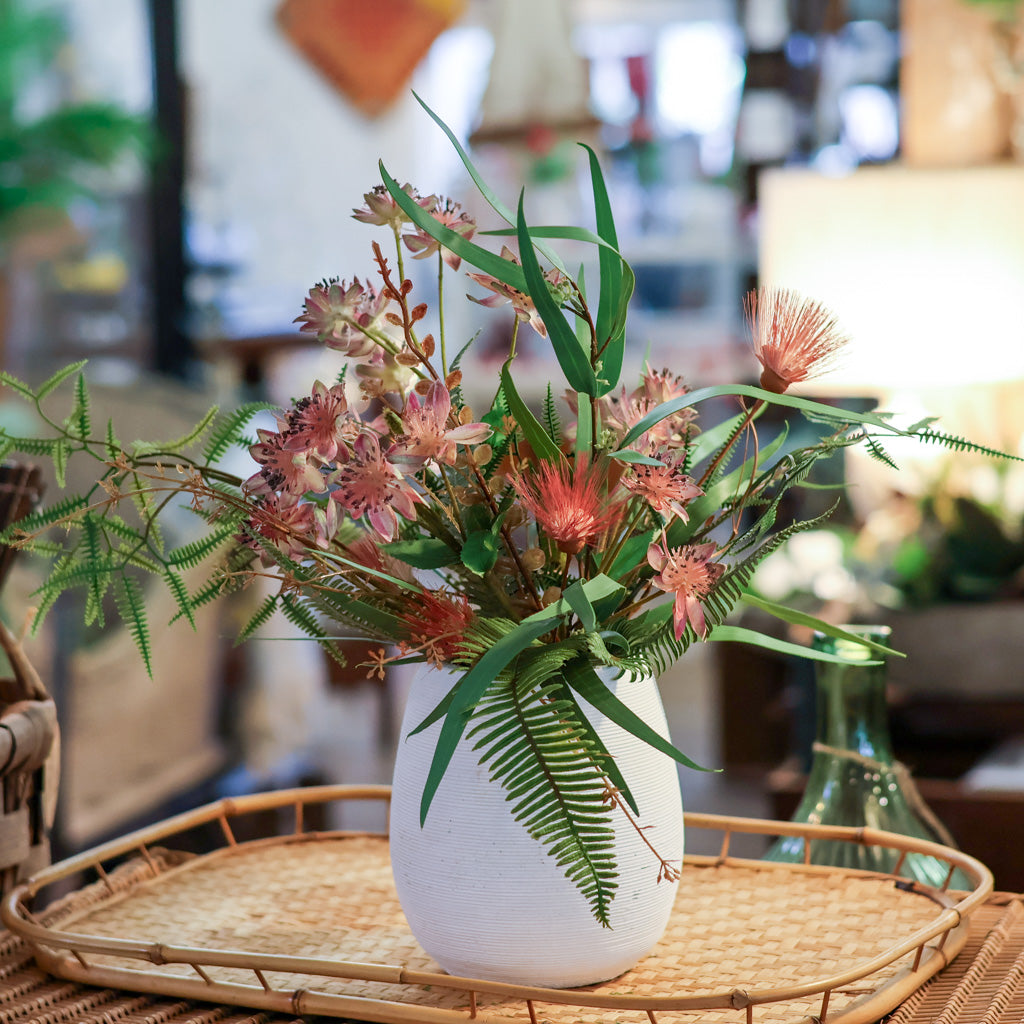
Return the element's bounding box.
[0,0,149,251]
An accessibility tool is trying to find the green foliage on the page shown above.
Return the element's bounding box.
[468,660,619,926]
[0,0,150,240]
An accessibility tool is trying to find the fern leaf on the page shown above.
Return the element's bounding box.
[130,405,220,457]
[162,568,196,628]
[912,427,1023,461]
[37,360,88,400]
[542,382,562,443]
[236,592,279,644]
[203,402,276,463]
[467,654,619,926]
[113,574,152,675]
[71,370,91,438]
[0,493,89,541]
[864,434,899,470]
[166,526,236,568]
[105,417,121,458]
[0,371,36,400]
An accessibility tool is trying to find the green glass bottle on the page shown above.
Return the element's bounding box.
[764,626,968,888]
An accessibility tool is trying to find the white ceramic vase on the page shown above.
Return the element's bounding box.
[388,662,684,988]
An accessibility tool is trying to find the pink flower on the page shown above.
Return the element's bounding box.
[398,590,475,666]
[592,365,696,450]
[241,493,325,564]
[647,540,725,640]
[403,197,476,271]
[514,458,624,555]
[745,287,849,394]
[246,428,327,497]
[467,247,571,339]
[388,381,491,468]
[352,183,437,228]
[623,450,703,522]
[344,534,417,590]
[282,380,353,462]
[294,278,390,358]
[329,432,423,541]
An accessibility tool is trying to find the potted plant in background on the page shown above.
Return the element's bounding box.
[0,99,1013,987]
[0,0,148,368]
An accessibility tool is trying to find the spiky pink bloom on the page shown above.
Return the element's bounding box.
[329,432,423,541]
[467,246,570,339]
[344,533,417,589]
[623,450,703,522]
[241,493,325,564]
[403,197,476,271]
[388,381,491,468]
[647,540,725,640]
[352,183,437,228]
[398,590,475,666]
[281,380,353,462]
[745,287,849,394]
[294,278,390,357]
[246,428,327,497]
[514,458,624,555]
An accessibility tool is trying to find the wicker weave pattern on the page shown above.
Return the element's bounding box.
[0,787,995,1024]
[54,837,953,1022]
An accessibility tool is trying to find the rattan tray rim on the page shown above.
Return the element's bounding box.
[0,784,996,1024]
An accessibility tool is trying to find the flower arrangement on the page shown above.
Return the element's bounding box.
[0,100,1014,925]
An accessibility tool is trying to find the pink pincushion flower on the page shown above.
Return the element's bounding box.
[403,197,476,271]
[399,590,475,666]
[623,450,703,522]
[329,432,423,541]
[514,458,624,555]
[352,183,436,228]
[746,286,849,394]
[389,381,491,468]
[282,380,353,462]
[246,428,327,497]
[467,247,571,339]
[295,278,390,358]
[647,539,724,640]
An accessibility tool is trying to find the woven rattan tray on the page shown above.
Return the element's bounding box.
[0,785,994,1024]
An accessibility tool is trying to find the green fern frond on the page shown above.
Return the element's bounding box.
[912,427,1024,461]
[1,493,89,541]
[166,526,237,568]
[236,592,279,645]
[81,515,108,628]
[113,573,152,675]
[0,435,63,459]
[864,435,899,470]
[0,371,36,400]
[105,417,121,458]
[162,568,196,628]
[36,360,87,401]
[130,405,220,457]
[203,402,276,463]
[542,382,562,443]
[468,659,618,926]
[279,592,327,641]
[60,370,92,439]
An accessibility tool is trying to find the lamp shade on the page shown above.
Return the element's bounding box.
[758,164,1024,394]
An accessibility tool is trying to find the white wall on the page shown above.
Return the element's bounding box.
[180,0,489,336]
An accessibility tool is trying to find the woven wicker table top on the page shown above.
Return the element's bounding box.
[1,893,1023,1024]
[0,787,1001,1024]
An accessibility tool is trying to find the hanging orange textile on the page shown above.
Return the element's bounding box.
[276,0,466,116]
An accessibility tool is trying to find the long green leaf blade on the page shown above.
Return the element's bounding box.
[516,193,598,396]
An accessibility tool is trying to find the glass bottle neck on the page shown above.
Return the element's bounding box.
[814,659,895,765]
